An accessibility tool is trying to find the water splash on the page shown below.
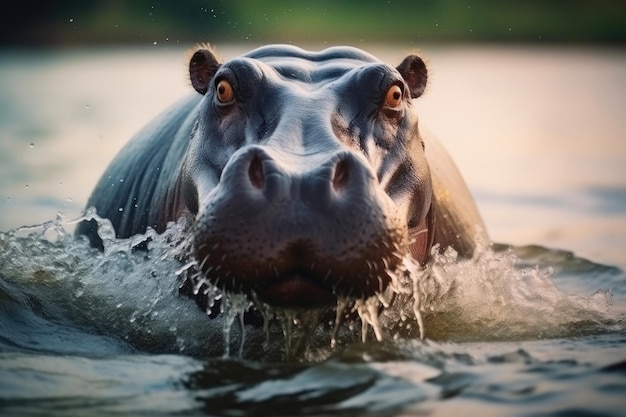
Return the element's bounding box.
[417,243,616,341]
[221,292,251,358]
[0,212,220,355]
[0,213,620,361]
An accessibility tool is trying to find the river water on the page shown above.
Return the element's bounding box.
[0,44,624,416]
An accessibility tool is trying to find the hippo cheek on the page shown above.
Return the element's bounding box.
[191,148,410,308]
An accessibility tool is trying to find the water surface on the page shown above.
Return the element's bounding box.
[0,44,625,416]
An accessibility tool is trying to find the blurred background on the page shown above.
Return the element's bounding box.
[1,1,625,268]
[1,0,625,47]
[0,0,626,46]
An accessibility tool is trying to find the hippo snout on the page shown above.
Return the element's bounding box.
[192,146,409,308]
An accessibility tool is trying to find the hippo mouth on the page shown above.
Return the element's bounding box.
[192,232,407,311]
[254,270,337,308]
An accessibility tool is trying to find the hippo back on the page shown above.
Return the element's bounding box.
[423,129,486,257]
[75,94,202,249]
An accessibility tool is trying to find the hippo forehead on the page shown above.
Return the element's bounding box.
[235,44,391,86]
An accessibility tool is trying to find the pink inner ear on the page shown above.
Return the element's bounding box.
[408,213,431,265]
[409,227,429,264]
[189,50,220,95]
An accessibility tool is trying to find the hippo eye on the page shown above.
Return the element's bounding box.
[216,79,235,103]
[384,84,403,108]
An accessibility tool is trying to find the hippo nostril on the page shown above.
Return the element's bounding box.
[332,159,350,192]
[248,154,265,189]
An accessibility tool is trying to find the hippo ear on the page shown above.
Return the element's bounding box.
[396,55,428,98]
[189,48,221,95]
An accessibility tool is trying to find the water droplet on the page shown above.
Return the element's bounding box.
[25,184,29,189]
[118,207,124,212]
[5,197,10,201]
[29,143,34,149]
[69,18,74,23]
[85,104,90,109]
[153,41,158,45]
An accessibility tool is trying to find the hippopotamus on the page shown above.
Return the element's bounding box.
[76,44,486,311]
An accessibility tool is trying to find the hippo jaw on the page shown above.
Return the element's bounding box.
[184,44,431,309]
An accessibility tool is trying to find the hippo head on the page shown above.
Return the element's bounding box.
[182,45,433,309]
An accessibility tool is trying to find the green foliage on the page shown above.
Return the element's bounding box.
[2,0,625,46]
